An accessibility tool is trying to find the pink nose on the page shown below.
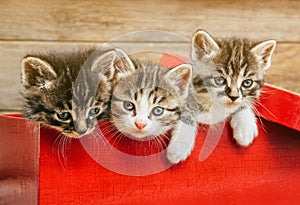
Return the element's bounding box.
[135,122,146,130]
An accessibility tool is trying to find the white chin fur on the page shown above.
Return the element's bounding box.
[125,133,157,141]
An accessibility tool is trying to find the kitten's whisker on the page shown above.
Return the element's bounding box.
[253,100,277,120]
[113,133,124,147]
[62,135,71,162]
[89,133,101,154]
[157,134,168,149]
[53,133,71,169]
[259,87,278,95]
[153,137,161,151]
[107,127,126,147]
[100,124,118,135]
[249,102,268,133]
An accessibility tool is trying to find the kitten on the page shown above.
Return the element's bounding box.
[191,29,276,146]
[110,57,199,164]
[21,47,124,138]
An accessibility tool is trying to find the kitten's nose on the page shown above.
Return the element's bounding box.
[135,122,146,130]
[228,95,239,102]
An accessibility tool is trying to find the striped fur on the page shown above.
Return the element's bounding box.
[110,58,199,163]
[192,30,276,118]
[111,61,195,138]
[191,29,276,146]
[21,48,116,138]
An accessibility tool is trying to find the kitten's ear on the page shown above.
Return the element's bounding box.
[113,48,135,78]
[165,64,192,98]
[91,50,117,79]
[192,29,219,60]
[251,39,277,71]
[91,48,135,80]
[21,57,57,88]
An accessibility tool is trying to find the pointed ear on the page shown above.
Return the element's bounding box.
[192,29,219,60]
[21,57,57,89]
[165,64,192,98]
[113,48,135,78]
[91,50,117,79]
[251,39,276,71]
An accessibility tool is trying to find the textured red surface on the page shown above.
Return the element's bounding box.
[37,53,300,204]
[38,119,300,204]
[2,53,300,204]
[256,84,300,132]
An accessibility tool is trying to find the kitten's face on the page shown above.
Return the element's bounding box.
[191,30,276,109]
[111,63,191,140]
[21,49,117,138]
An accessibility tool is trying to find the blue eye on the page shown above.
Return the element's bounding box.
[57,112,71,121]
[214,76,226,86]
[123,101,135,111]
[242,79,253,88]
[89,107,101,117]
[152,106,164,116]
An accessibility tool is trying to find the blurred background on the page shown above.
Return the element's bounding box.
[0,0,299,112]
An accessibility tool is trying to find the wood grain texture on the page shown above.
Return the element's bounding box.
[0,0,299,111]
[0,42,299,111]
[0,0,300,42]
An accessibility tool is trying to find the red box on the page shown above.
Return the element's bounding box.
[0,53,299,204]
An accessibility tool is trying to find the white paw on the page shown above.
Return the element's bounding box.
[232,121,258,146]
[167,142,193,164]
[230,107,258,147]
[167,122,197,164]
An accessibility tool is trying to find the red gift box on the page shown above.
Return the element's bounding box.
[0,53,299,204]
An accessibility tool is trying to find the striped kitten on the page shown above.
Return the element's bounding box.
[110,58,199,164]
[191,30,276,146]
[21,48,122,138]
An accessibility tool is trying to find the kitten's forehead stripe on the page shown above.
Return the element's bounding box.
[136,69,145,88]
[67,101,72,110]
[153,96,158,104]
[134,92,138,101]
[219,39,252,78]
[157,96,167,104]
[216,69,225,76]
[139,88,144,95]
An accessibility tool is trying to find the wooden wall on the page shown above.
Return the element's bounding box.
[1,0,299,111]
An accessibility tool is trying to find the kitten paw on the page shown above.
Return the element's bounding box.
[167,142,193,164]
[230,106,258,147]
[231,119,258,147]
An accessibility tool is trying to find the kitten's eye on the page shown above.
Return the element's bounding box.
[152,106,164,116]
[89,107,101,117]
[56,112,71,121]
[214,76,226,86]
[123,101,135,111]
[242,79,253,88]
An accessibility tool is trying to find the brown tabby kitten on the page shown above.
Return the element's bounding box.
[191,29,276,146]
[110,56,199,164]
[21,48,124,138]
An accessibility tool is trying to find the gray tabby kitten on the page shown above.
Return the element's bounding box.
[21,48,123,138]
[110,57,199,164]
[191,30,276,146]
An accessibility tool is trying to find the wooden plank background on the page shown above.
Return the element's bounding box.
[0,0,299,111]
